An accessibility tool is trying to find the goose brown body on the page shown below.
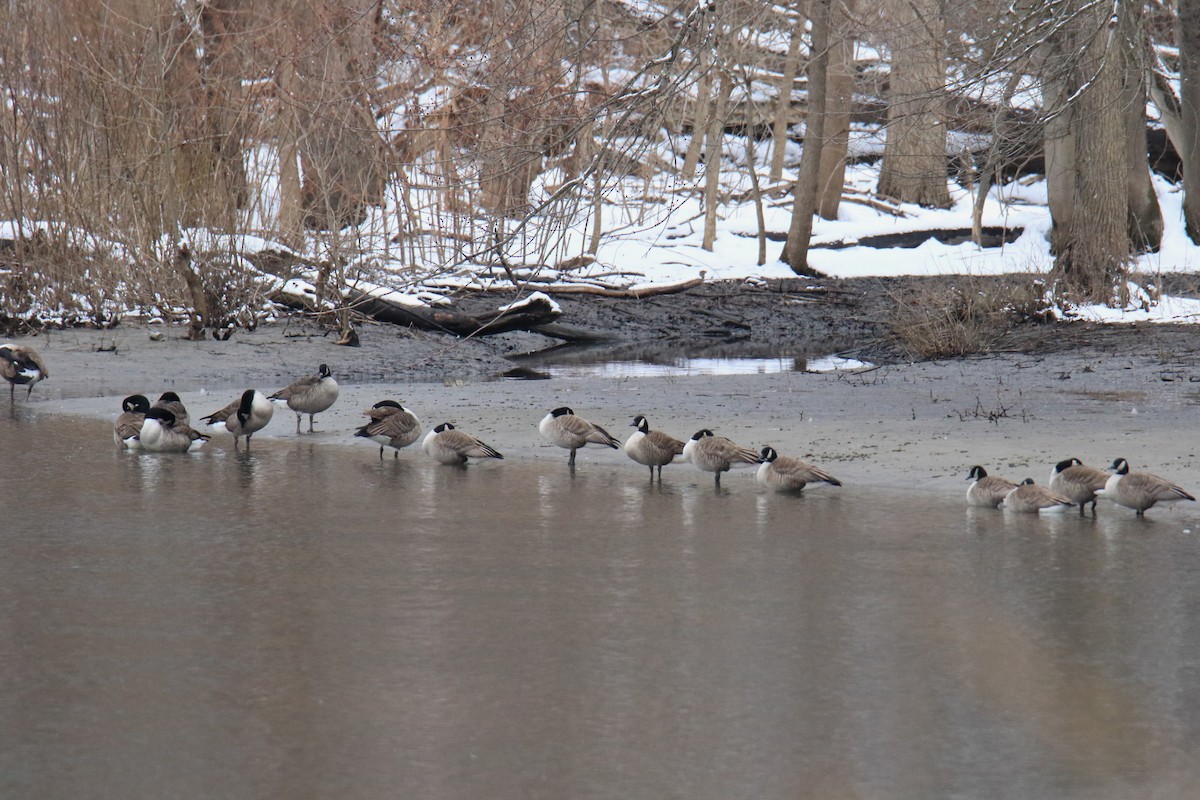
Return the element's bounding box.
[1002,479,1075,513]
[1099,458,1195,516]
[0,342,49,400]
[966,465,1019,508]
[757,446,841,492]
[113,394,151,448]
[1048,458,1110,513]
[683,429,760,486]
[422,423,503,465]
[539,407,619,465]
[270,364,339,433]
[202,389,274,449]
[355,400,421,458]
[624,415,685,477]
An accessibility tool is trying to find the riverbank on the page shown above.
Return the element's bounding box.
[14,278,1200,501]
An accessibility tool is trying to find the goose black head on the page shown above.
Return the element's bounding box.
[1111,458,1130,475]
[690,429,715,441]
[318,364,332,379]
[1054,457,1083,473]
[373,400,403,410]
[550,406,574,417]
[967,465,988,481]
[631,415,649,431]
[158,391,182,404]
[123,394,151,414]
[434,422,456,433]
[760,446,779,463]
[144,407,177,427]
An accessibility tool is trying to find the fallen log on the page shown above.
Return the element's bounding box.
[344,287,562,336]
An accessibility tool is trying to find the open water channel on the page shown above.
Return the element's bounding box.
[2,411,1200,799]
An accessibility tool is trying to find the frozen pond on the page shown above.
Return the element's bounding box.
[2,411,1199,799]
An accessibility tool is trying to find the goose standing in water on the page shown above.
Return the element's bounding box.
[965,465,1018,508]
[355,400,421,458]
[0,342,49,401]
[202,389,274,449]
[1048,457,1110,514]
[1098,458,1195,516]
[270,363,339,433]
[757,446,841,493]
[539,407,619,466]
[137,407,210,453]
[113,394,151,449]
[422,422,504,466]
[624,415,685,479]
[683,429,761,487]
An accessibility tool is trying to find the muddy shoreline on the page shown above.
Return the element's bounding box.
[13,275,1200,501]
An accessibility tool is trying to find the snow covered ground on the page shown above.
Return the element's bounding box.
[5,132,1200,327]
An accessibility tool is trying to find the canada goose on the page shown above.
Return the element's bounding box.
[422,422,504,465]
[682,429,761,487]
[137,407,210,453]
[113,394,151,449]
[152,391,190,428]
[757,446,841,492]
[965,465,1019,508]
[201,389,274,449]
[1001,479,1075,514]
[1048,457,1110,514]
[0,342,49,401]
[624,415,685,478]
[1098,458,1196,516]
[539,406,619,466]
[269,363,339,433]
[354,400,421,458]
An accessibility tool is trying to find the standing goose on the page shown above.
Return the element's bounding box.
[624,415,685,478]
[113,394,151,449]
[757,446,841,493]
[1098,458,1196,516]
[270,363,339,433]
[422,422,504,466]
[137,407,210,453]
[539,406,619,466]
[1002,479,1076,514]
[201,389,274,449]
[683,429,761,487]
[0,342,49,401]
[965,465,1019,508]
[152,391,190,428]
[1048,457,1110,514]
[354,400,421,458]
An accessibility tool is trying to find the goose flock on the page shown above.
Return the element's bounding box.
[5,345,1195,514]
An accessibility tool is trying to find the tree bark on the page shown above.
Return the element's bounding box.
[1049,0,1131,302]
[817,0,855,220]
[781,0,832,274]
[876,0,950,208]
[769,11,805,182]
[702,69,733,251]
[1179,1,1200,242]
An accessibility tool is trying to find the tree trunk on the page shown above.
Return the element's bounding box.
[781,0,832,274]
[288,0,386,231]
[1123,27,1162,254]
[769,11,805,182]
[1049,0,1131,302]
[817,0,856,220]
[1179,1,1200,242]
[876,0,950,208]
[702,70,732,251]
[682,49,712,181]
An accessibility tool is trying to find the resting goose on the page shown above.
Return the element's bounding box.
[624,415,685,478]
[757,446,841,493]
[422,422,504,466]
[539,407,619,466]
[355,400,421,458]
[0,342,49,401]
[683,429,760,487]
[1098,458,1195,516]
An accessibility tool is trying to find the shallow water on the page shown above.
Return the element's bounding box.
[3,412,1200,799]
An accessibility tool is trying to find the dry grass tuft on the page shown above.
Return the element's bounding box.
[887,276,1053,359]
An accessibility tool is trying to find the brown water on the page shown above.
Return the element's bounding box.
[2,411,1200,799]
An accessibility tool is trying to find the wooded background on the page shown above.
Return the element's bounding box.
[0,0,1195,335]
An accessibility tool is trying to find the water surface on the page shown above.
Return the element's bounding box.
[2,412,1199,799]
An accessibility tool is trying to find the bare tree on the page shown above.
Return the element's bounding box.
[781,0,832,274]
[1175,1,1200,242]
[877,0,951,207]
